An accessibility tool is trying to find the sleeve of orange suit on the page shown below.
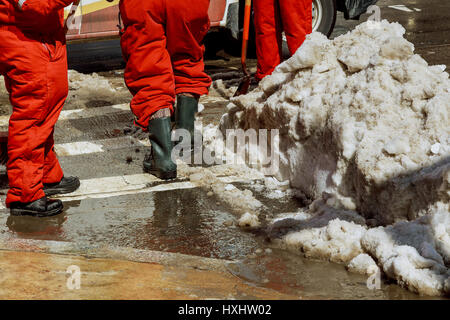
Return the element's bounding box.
[16,0,75,15]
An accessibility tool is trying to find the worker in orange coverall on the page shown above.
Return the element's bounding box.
[115,0,212,180]
[0,0,80,217]
[254,0,312,80]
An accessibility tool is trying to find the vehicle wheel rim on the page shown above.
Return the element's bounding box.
[312,0,323,32]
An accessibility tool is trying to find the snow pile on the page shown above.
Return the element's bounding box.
[67,70,130,109]
[222,20,449,225]
[270,202,368,264]
[272,201,449,296]
[1,71,131,113]
[0,77,10,116]
[220,20,449,296]
[68,70,116,95]
[361,202,450,296]
[284,218,367,262]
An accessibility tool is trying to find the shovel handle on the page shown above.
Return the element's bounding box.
[241,0,252,76]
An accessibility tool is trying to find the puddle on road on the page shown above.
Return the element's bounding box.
[227,249,442,300]
[0,184,444,300]
[1,188,259,260]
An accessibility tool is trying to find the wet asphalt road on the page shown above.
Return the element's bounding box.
[0,0,448,299]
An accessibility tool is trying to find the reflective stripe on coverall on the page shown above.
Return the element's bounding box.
[0,0,74,206]
[254,0,312,80]
[119,0,212,130]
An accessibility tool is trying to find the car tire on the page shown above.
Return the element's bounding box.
[312,0,337,37]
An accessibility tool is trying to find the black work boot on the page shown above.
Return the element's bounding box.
[175,95,198,147]
[44,176,80,196]
[143,117,177,180]
[10,197,63,217]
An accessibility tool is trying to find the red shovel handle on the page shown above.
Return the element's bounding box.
[241,0,252,76]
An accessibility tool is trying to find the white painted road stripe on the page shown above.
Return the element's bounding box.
[0,173,262,209]
[0,104,130,127]
[56,175,257,201]
[54,136,150,156]
[0,97,231,127]
[388,5,414,12]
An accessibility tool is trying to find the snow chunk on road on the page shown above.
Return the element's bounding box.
[67,70,131,109]
[285,218,367,263]
[273,202,450,296]
[361,205,450,296]
[347,254,379,275]
[182,162,264,226]
[239,212,261,229]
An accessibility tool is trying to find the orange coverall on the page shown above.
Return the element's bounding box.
[119,0,212,130]
[254,0,312,80]
[0,0,74,206]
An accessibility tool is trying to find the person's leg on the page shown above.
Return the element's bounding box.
[165,0,211,147]
[254,0,283,80]
[43,131,63,184]
[37,39,80,197]
[119,0,176,179]
[165,0,212,97]
[0,31,64,213]
[42,40,68,185]
[278,0,312,55]
[120,0,175,131]
[42,127,80,197]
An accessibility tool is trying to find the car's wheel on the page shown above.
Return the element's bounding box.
[312,0,337,37]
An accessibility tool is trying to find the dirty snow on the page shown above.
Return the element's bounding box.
[219,20,449,296]
[268,201,450,296]
[347,253,379,275]
[66,70,130,109]
[0,70,131,114]
[178,161,265,227]
[223,20,449,224]
[0,77,9,116]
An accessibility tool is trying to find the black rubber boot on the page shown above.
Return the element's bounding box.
[175,95,198,146]
[44,176,80,196]
[10,197,63,217]
[143,117,177,180]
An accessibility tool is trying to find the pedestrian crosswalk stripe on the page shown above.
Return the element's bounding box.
[0,173,261,210]
[54,136,150,156]
[0,104,130,127]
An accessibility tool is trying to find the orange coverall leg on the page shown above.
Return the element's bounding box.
[0,30,67,206]
[119,0,212,130]
[254,0,312,80]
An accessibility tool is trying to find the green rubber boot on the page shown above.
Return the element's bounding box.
[175,95,198,147]
[143,117,177,180]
